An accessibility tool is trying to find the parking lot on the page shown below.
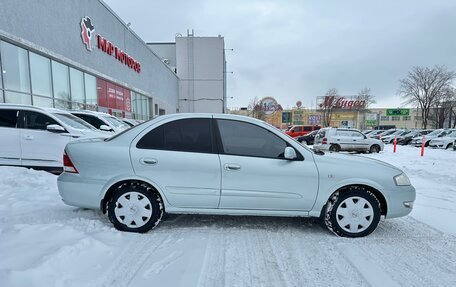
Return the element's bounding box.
[1,145,455,287]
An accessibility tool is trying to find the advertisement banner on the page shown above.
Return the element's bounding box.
[293,110,304,125]
[307,115,321,125]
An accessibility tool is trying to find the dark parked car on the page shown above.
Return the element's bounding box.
[397,130,431,145]
[296,130,318,145]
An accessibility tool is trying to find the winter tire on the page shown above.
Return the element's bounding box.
[329,144,340,152]
[107,183,163,233]
[446,143,453,150]
[369,144,380,153]
[324,188,381,237]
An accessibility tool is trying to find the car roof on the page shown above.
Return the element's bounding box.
[70,110,115,117]
[0,104,73,115]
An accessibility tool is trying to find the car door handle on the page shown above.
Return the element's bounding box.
[23,135,34,140]
[140,158,158,165]
[224,163,241,171]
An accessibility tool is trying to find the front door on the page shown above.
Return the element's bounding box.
[19,111,70,167]
[216,119,319,211]
[130,117,221,209]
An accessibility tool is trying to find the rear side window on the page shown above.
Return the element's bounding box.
[294,126,302,132]
[137,118,213,153]
[303,126,312,131]
[22,111,58,130]
[0,109,19,128]
[74,114,105,129]
[316,130,326,138]
[216,119,287,159]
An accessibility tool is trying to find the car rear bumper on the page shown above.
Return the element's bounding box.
[384,185,416,219]
[57,172,104,209]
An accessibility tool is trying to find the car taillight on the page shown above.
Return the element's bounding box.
[322,138,327,144]
[63,151,78,174]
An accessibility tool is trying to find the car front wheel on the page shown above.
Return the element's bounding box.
[324,188,381,237]
[107,183,164,233]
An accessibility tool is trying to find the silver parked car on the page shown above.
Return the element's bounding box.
[58,114,415,237]
[314,127,384,153]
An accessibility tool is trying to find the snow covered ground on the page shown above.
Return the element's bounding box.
[1,145,455,287]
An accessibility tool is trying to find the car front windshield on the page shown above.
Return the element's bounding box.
[102,116,129,129]
[53,113,98,131]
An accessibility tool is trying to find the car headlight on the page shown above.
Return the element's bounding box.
[394,173,411,186]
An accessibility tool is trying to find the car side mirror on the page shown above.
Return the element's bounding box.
[100,125,113,132]
[284,146,297,160]
[46,124,66,133]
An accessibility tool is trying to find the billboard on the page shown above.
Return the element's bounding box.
[317,96,366,110]
[386,109,409,116]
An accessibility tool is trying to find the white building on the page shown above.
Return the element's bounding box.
[148,30,226,113]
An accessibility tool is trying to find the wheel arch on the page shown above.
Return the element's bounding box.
[319,184,388,218]
[100,177,168,214]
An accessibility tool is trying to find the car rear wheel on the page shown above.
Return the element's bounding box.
[369,144,380,153]
[107,183,163,233]
[446,143,453,150]
[329,144,340,152]
[324,188,381,237]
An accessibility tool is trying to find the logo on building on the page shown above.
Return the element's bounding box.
[79,16,141,73]
[257,97,283,115]
[80,16,95,51]
[317,96,366,110]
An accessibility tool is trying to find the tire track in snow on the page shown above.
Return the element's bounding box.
[99,233,175,287]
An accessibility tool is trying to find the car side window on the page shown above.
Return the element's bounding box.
[216,119,287,159]
[295,126,302,132]
[0,109,19,128]
[303,126,312,131]
[23,111,58,130]
[78,114,104,129]
[137,118,213,153]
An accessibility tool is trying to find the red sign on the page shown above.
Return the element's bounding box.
[319,96,365,110]
[97,35,141,73]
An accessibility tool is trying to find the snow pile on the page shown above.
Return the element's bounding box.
[1,146,455,286]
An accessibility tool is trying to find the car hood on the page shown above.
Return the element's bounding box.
[314,151,402,173]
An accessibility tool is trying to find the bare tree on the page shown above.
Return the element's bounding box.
[319,88,338,127]
[430,86,456,128]
[357,88,376,108]
[247,96,265,120]
[356,88,376,129]
[399,66,456,128]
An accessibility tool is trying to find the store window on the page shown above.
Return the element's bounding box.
[52,61,70,103]
[33,96,54,108]
[30,52,52,97]
[1,41,30,93]
[381,116,390,121]
[70,68,85,109]
[5,91,31,105]
[391,116,400,121]
[84,73,97,110]
[403,116,411,121]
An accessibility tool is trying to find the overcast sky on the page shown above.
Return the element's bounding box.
[105,0,456,109]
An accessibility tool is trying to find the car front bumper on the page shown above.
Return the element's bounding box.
[57,172,104,209]
[384,185,416,219]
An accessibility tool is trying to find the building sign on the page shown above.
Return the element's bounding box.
[258,97,282,115]
[282,111,292,124]
[80,16,141,73]
[317,96,366,110]
[307,115,321,125]
[386,109,409,116]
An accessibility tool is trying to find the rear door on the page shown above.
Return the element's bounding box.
[130,117,221,208]
[0,109,21,166]
[334,130,353,150]
[19,110,71,168]
[350,131,369,151]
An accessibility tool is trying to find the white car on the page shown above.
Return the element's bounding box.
[58,114,415,237]
[70,110,130,133]
[121,118,140,127]
[314,128,384,153]
[410,129,449,147]
[0,104,107,173]
[428,130,456,149]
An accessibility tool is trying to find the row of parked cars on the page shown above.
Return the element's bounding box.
[365,128,456,150]
[0,104,142,173]
[285,124,456,153]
